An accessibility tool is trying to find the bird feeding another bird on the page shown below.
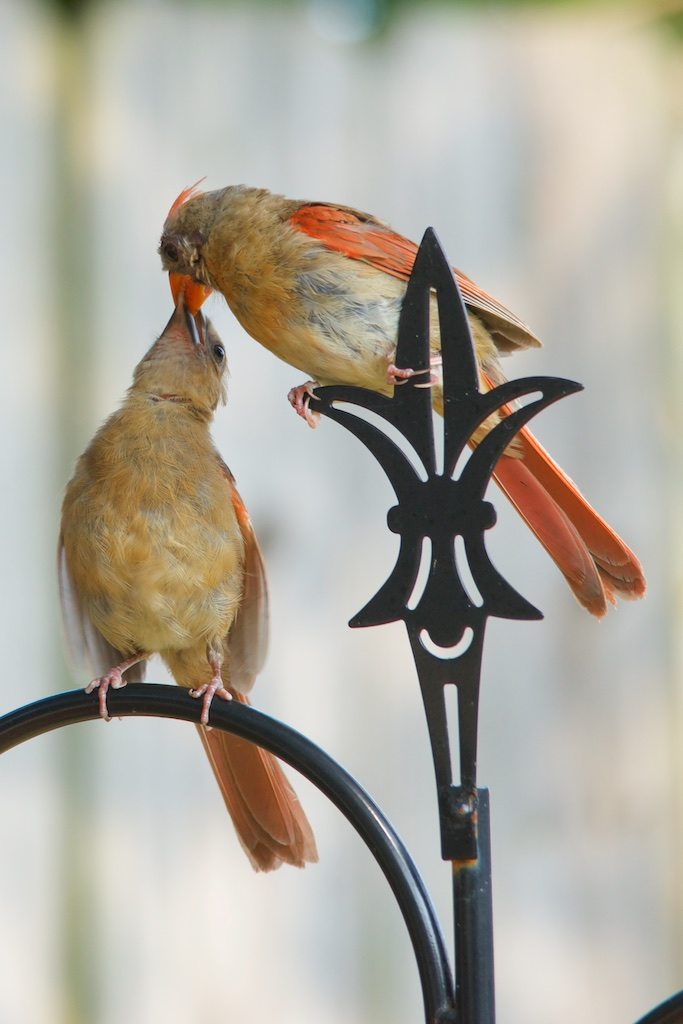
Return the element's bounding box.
[57,179,646,870]
[159,181,646,617]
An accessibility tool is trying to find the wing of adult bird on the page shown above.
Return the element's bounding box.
[289,202,541,351]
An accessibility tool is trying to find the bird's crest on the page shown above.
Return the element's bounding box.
[166,177,206,221]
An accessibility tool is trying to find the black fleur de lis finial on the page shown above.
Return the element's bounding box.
[312,228,581,860]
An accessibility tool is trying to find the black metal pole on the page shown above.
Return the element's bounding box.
[0,684,456,1024]
[452,789,495,1024]
[312,228,580,1024]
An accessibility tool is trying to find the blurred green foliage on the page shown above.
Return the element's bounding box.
[49,0,90,19]
[44,0,683,45]
[660,7,683,40]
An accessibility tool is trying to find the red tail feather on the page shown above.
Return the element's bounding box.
[513,426,645,601]
[478,371,645,612]
[492,455,610,616]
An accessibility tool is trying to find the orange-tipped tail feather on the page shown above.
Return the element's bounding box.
[483,371,645,614]
[475,370,647,614]
[511,425,645,603]
[492,455,611,616]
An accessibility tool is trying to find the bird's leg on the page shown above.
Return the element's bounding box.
[86,651,149,722]
[287,380,320,428]
[190,648,232,727]
[386,354,443,388]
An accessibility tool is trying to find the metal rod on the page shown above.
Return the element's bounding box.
[0,684,457,1024]
[633,991,683,1024]
[314,229,583,1014]
[453,789,495,1024]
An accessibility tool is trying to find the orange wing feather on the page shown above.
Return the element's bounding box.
[290,204,420,279]
[289,203,539,348]
[291,202,644,611]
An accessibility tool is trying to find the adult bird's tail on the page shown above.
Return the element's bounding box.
[491,421,646,616]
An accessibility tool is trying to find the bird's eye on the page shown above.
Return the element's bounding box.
[213,344,225,362]
[163,241,179,262]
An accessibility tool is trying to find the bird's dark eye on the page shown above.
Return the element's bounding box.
[213,344,225,362]
[163,241,179,262]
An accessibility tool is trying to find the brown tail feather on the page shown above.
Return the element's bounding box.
[197,693,318,872]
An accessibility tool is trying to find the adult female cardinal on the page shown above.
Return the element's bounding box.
[58,283,317,871]
[159,183,646,617]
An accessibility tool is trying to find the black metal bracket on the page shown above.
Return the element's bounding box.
[307,228,683,1024]
[0,228,680,1024]
[311,228,580,863]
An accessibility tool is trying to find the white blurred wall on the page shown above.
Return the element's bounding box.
[0,2,680,1022]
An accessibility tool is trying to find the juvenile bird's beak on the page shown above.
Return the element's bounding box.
[169,273,211,347]
[184,304,206,348]
[162,279,208,348]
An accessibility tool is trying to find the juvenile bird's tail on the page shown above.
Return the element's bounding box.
[491,422,646,617]
[197,692,318,871]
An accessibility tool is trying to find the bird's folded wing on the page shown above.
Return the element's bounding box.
[289,202,540,350]
[219,467,269,694]
[57,535,146,682]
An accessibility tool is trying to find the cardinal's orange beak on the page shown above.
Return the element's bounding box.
[169,272,212,316]
[167,274,209,348]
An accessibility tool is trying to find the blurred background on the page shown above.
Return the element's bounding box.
[1,0,682,1021]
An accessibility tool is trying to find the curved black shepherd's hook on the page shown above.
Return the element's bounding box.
[635,992,683,1024]
[0,684,456,1024]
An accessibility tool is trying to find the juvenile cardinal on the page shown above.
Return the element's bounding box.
[58,282,317,871]
[159,183,646,617]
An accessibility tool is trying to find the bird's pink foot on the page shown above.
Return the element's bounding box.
[86,668,124,721]
[386,363,418,385]
[190,660,232,727]
[287,380,320,428]
[85,651,148,721]
[386,355,443,388]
